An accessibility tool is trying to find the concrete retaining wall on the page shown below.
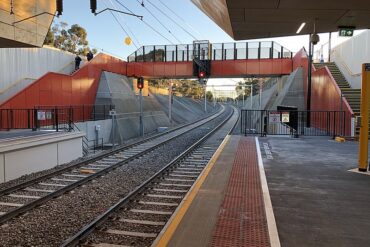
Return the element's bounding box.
[0,132,84,183]
[153,93,220,124]
[95,72,171,144]
[75,119,112,146]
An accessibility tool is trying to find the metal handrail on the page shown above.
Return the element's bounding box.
[127,41,293,62]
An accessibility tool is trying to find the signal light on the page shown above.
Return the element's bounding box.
[90,0,97,14]
[56,0,63,16]
[137,77,144,90]
[199,70,206,79]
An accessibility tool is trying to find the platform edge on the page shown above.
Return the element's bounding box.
[151,134,231,247]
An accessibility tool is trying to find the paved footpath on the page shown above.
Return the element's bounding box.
[261,136,370,247]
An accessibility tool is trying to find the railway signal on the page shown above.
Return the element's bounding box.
[90,0,97,14]
[199,70,206,79]
[137,77,144,90]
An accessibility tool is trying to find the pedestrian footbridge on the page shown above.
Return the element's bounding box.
[125,41,293,78]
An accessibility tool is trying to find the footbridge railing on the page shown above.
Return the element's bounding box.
[241,110,351,137]
[128,41,293,63]
[0,104,114,131]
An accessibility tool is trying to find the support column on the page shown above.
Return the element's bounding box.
[307,36,313,127]
[358,63,370,172]
[328,32,332,62]
[139,89,144,136]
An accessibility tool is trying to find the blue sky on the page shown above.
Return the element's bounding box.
[56,0,363,61]
[56,0,234,59]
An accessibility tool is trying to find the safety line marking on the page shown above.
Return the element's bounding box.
[256,137,281,247]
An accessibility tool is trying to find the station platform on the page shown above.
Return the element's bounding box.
[153,135,370,247]
[0,131,85,183]
[0,129,57,140]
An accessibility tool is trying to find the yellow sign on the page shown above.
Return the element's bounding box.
[124,37,132,45]
[282,112,289,123]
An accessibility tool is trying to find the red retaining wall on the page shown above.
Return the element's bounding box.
[293,48,354,136]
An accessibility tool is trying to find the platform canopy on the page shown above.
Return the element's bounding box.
[0,0,55,47]
[192,0,370,40]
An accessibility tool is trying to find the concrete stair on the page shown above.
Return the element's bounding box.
[314,62,362,136]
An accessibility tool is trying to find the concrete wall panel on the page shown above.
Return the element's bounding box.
[5,143,58,181]
[0,133,84,183]
[0,0,55,47]
[0,154,4,183]
[57,139,82,165]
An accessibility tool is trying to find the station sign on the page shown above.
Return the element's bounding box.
[46,111,52,120]
[365,63,370,72]
[269,112,280,123]
[339,28,354,37]
[37,111,46,120]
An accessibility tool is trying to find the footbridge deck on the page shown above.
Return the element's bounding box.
[126,41,293,78]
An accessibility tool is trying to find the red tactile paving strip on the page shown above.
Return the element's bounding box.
[210,137,270,247]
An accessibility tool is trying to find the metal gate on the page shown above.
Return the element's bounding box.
[241,110,349,137]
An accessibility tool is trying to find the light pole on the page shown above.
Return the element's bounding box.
[204,85,207,113]
[259,79,263,110]
[246,84,253,109]
[242,85,245,107]
[169,80,173,123]
[139,88,144,136]
[202,79,208,113]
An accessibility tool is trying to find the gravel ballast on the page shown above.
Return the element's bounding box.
[0,107,232,247]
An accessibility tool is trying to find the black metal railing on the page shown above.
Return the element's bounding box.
[127,41,293,63]
[0,105,114,131]
[241,110,351,137]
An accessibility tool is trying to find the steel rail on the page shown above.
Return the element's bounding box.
[60,107,235,247]
[0,107,222,197]
[0,107,226,224]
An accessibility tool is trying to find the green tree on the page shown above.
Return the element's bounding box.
[44,29,54,45]
[206,91,213,100]
[44,22,94,55]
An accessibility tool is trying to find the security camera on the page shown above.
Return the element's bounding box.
[311,33,320,45]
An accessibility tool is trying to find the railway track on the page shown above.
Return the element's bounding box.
[0,106,226,224]
[61,106,239,247]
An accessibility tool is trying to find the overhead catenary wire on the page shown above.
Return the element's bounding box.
[134,0,181,43]
[146,0,198,40]
[115,0,174,44]
[101,1,139,48]
[156,0,203,38]
[88,43,125,60]
[107,0,142,47]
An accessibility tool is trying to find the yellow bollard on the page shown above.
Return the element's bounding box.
[358,63,370,172]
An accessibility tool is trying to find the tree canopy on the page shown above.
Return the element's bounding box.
[44,22,97,55]
[149,79,210,99]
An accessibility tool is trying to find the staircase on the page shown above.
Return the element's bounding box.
[314,62,361,135]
